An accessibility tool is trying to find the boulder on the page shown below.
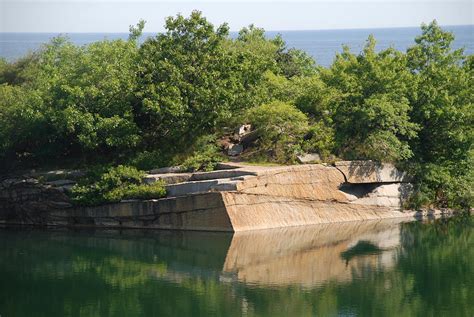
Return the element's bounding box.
[0,176,72,222]
[335,161,410,184]
[239,130,259,146]
[297,153,321,164]
[228,144,243,156]
[144,173,192,185]
[236,124,252,137]
[339,182,413,207]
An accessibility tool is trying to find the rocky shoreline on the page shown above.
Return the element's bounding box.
[0,161,457,232]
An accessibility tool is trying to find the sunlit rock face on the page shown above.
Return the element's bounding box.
[221,219,404,288]
[334,161,411,184]
[1,162,424,231]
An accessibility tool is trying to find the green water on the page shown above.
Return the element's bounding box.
[0,216,472,317]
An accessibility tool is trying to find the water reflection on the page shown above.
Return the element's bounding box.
[0,216,472,317]
[223,220,404,287]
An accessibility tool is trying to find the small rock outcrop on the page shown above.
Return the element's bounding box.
[0,176,72,224]
[228,144,244,156]
[297,153,321,164]
[335,161,410,183]
[220,124,258,157]
[148,166,184,174]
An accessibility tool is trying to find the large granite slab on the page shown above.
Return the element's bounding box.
[335,160,410,183]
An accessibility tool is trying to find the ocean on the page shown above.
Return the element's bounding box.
[0,25,472,67]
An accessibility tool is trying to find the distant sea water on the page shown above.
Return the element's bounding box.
[1,25,473,67]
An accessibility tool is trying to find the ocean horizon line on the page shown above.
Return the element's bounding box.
[2,24,473,35]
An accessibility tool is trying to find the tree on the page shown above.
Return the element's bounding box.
[0,28,143,168]
[406,21,473,208]
[322,35,419,162]
[0,85,47,170]
[246,101,309,163]
[136,11,234,153]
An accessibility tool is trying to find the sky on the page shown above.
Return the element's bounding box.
[1,0,473,33]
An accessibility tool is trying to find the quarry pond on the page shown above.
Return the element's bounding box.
[0,216,472,317]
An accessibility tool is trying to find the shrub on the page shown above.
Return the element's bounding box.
[70,165,166,206]
[246,101,308,163]
[121,182,166,201]
[127,150,171,171]
[302,122,335,160]
[322,36,419,162]
[407,160,473,210]
[178,135,224,172]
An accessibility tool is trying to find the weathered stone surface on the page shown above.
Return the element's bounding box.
[0,176,72,224]
[165,179,239,197]
[215,162,241,170]
[222,192,405,231]
[235,164,348,202]
[189,169,257,181]
[239,130,259,145]
[1,162,421,232]
[335,160,410,183]
[46,179,76,187]
[144,173,192,185]
[47,192,234,231]
[236,124,252,137]
[339,183,413,208]
[28,169,85,181]
[228,144,243,156]
[297,153,321,164]
[148,166,184,174]
[351,183,413,208]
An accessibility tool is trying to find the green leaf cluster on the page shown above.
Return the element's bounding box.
[245,101,308,163]
[70,165,166,206]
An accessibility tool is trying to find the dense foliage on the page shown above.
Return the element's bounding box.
[70,165,166,206]
[0,13,472,209]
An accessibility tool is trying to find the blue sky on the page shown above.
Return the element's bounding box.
[1,0,473,32]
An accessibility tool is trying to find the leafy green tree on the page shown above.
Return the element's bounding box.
[246,101,309,163]
[277,48,317,78]
[322,36,419,162]
[0,54,38,86]
[256,72,336,159]
[0,28,144,168]
[36,36,141,157]
[224,25,286,114]
[0,85,48,169]
[407,20,472,165]
[136,11,234,153]
[406,21,473,208]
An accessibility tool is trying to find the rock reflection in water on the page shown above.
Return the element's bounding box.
[222,219,405,288]
[1,216,472,317]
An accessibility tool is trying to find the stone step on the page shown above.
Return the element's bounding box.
[189,169,257,181]
[144,173,193,185]
[165,178,240,197]
[148,166,184,174]
[215,162,243,170]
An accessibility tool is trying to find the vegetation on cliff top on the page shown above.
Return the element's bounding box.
[70,165,166,206]
[0,12,472,209]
